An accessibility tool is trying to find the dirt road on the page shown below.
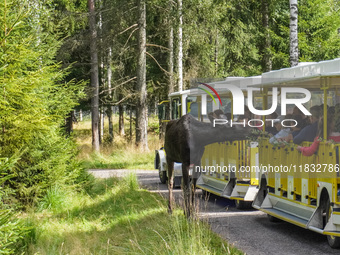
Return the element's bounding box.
[89,169,339,255]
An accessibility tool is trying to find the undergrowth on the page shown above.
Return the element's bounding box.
[74,116,161,170]
[25,174,242,255]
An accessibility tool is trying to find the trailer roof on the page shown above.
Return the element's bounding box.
[253,58,340,89]
[169,58,340,97]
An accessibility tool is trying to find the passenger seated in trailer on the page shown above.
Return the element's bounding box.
[269,115,291,144]
[225,112,232,121]
[214,109,227,119]
[293,105,322,144]
[252,107,263,131]
[208,109,228,123]
[234,105,252,122]
[244,105,252,121]
[266,112,278,135]
[328,106,335,116]
[281,114,306,142]
[292,106,310,127]
[297,109,340,156]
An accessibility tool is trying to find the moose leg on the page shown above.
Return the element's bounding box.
[182,162,191,217]
[167,157,174,214]
[191,153,203,214]
[190,163,200,215]
[191,174,197,212]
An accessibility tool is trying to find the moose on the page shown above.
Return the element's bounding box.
[164,114,251,217]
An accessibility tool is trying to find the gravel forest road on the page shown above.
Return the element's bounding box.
[88,169,339,255]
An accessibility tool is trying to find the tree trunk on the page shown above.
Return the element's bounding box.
[98,1,104,145]
[100,108,104,142]
[65,111,73,136]
[168,0,174,94]
[88,0,100,152]
[119,105,125,136]
[106,47,114,143]
[177,0,183,92]
[135,0,148,151]
[106,106,113,143]
[289,0,298,67]
[119,95,125,136]
[261,0,272,72]
[130,105,133,141]
[79,109,83,122]
[215,32,218,75]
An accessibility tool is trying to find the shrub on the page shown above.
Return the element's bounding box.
[0,157,30,254]
[0,0,87,207]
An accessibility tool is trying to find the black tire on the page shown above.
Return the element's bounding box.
[159,166,167,184]
[235,200,252,210]
[325,199,340,248]
[267,214,281,222]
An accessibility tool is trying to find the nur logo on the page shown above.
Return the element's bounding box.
[198,83,222,106]
[198,83,312,116]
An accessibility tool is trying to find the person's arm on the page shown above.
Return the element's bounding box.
[293,126,310,144]
[297,137,320,156]
[269,136,276,144]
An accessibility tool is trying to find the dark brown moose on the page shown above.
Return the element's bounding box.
[164,114,251,217]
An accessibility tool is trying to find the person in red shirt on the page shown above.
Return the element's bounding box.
[297,113,340,156]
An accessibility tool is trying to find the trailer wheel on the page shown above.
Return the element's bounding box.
[235,200,252,210]
[326,198,340,248]
[158,164,167,184]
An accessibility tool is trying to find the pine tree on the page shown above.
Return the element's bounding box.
[0,0,85,205]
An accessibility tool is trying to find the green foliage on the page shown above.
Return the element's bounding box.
[81,149,155,170]
[0,157,30,254]
[298,0,340,62]
[270,0,340,69]
[124,172,139,191]
[38,186,69,213]
[0,210,29,255]
[26,176,241,254]
[0,0,87,207]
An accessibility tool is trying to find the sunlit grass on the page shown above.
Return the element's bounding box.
[74,116,162,170]
[23,115,244,254]
[25,174,242,255]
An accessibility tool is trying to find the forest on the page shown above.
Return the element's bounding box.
[0,0,340,253]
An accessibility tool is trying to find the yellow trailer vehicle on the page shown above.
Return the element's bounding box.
[195,78,261,209]
[252,59,340,248]
[155,78,260,208]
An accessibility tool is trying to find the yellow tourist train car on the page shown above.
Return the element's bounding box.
[252,59,340,248]
[156,58,340,248]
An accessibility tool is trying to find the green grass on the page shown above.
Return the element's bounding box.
[80,149,155,170]
[21,116,243,254]
[24,174,242,255]
[74,117,161,170]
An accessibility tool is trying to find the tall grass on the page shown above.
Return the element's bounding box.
[74,116,162,170]
[25,174,242,255]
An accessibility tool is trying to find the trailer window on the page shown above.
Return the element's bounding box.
[158,102,170,121]
[186,96,198,117]
[171,98,181,120]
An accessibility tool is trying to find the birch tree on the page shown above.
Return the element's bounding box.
[289,0,299,66]
[177,0,183,92]
[261,0,272,72]
[168,0,174,94]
